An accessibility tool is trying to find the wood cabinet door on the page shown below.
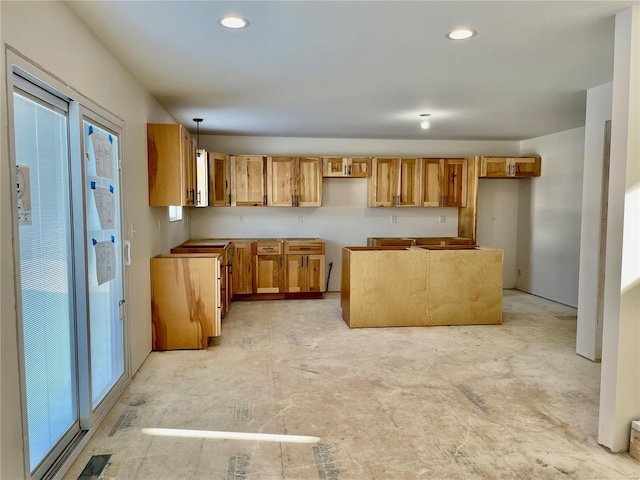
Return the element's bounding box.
[350,158,371,178]
[479,157,510,178]
[267,157,296,206]
[305,255,326,292]
[181,127,196,206]
[512,157,541,177]
[232,242,253,295]
[195,149,209,207]
[397,158,421,207]
[208,152,231,206]
[422,159,444,207]
[323,157,347,177]
[148,124,182,206]
[254,255,283,294]
[368,158,398,207]
[297,157,323,207]
[444,159,468,207]
[284,255,305,293]
[231,156,265,206]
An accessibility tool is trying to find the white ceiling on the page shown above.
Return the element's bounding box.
[66,1,635,140]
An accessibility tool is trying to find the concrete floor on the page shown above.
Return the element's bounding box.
[64,290,640,479]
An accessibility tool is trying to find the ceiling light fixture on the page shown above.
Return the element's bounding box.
[419,114,431,130]
[218,15,250,29]
[193,118,203,157]
[446,29,477,40]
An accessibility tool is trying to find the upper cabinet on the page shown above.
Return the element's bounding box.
[195,149,208,207]
[147,123,199,206]
[231,155,266,206]
[323,157,371,178]
[422,158,468,207]
[368,158,421,207]
[479,156,541,178]
[266,156,322,207]
[208,152,231,207]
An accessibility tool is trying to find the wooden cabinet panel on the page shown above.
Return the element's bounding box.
[285,254,325,293]
[267,157,296,206]
[284,240,325,255]
[148,124,197,207]
[444,159,468,207]
[369,158,398,207]
[398,158,421,207]
[297,157,322,207]
[195,149,209,207]
[305,255,326,292]
[323,157,347,177]
[231,155,266,206]
[479,156,541,178]
[285,255,305,293]
[151,254,220,350]
[422,159,443,207]
[350,158,371,178]
[322,157,371,178]
[232,241,253,295]
[254,254,283,293]
[208,152,231,206]
[253,240,282,255]
[512,157,541,177]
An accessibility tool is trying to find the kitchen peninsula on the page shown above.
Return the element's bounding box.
[341,245,503,328]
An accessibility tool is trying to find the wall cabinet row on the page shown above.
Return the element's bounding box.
[368,157,468,208]
[323,157,371,177]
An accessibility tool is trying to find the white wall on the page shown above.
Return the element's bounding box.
[477,180,520,288]
[598,4,640,453]
[516,127,586,307]
[576,82,613,361]
[193,135,520,291]
[1,2,189,478]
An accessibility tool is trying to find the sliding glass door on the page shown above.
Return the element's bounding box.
[13,83,80,476]
[11,70,129,479]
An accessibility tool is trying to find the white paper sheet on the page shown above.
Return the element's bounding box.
[16,165,32,225]
[95,240,116,286]
[91,133,113,179]
[93,187,115,230]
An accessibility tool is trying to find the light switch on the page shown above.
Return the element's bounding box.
[391,215,397,224]
[239,215,244,224]
[439,215,445,224]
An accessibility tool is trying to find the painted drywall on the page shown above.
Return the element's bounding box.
[191,135,520,291]
[1,2,189,477]
[598,5,640,453]
[576,82,613,361]
[476,180,520,288]
[516,127,586,307]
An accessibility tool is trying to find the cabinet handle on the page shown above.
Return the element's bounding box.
[280,256,283,267]
[348,165,352,176]
[228,193,231,205]
[197,190,201,205]
[344,165,347,175]
[299,247,311,250]
[190,189,195,204]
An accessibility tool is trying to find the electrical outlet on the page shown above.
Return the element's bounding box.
[439,215,445,224]
[297,215,303,223]
[391,215,397,224]
[127,223,135,239]
[517,269,522,277]
[492,215,498,223]
[157,219,162,232]
[239,215,244,224]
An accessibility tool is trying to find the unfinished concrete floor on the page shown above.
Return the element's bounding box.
[64,290,639,479]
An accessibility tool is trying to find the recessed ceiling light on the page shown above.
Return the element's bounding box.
[419,114,431,130]
[446,29,477,40]
[218,15,250,29]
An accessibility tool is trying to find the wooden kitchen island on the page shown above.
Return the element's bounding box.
[341,245,503,328]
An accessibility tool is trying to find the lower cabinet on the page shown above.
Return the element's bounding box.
[253,254,284,293]
[284,255,326,293]
[151,254,221,350]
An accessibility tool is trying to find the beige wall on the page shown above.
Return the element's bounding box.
[1,2,189,478]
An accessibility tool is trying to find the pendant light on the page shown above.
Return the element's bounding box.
[193,118,203,157]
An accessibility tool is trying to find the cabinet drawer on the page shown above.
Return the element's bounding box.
[284,240,325,255]
[253,241,283,255]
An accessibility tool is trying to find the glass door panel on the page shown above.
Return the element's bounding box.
[13,89,79,474]
[82,120,125,408]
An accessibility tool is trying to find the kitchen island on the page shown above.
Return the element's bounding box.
[341,245,503,328]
